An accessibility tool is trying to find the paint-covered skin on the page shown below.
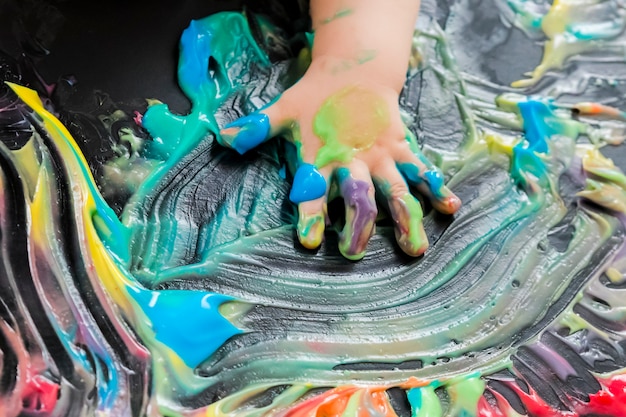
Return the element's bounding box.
[220,1,461,260]
[289,163,327,204]
[335,167,378,260]
[221,113,271,154]
[221,69,460,260]
[2,0,626,416]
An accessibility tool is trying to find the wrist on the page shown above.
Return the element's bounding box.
[308,53,409,93]
[308,1,420,93]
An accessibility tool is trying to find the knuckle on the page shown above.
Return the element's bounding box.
[388,181,409,199]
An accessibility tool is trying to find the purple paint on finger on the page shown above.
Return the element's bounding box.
[340,177,377,257]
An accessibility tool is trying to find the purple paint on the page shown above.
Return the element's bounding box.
[528,341,577,380]
[340,178,377,255]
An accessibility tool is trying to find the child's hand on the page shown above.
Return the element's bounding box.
[219,55,461,259]
[219,0,461,259]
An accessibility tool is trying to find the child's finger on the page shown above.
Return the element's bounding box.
[294,163,332,250]
[297,198,327,250]
[396,153,461,215]
[218,99,287,154]
[372,159,429,257]
[336,163,377,261]
[289,163,328,204]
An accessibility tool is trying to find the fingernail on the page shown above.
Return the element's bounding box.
[297,212,325,249]
[434,192,462,214]
[290,163,327,204]
[219,113,270,154]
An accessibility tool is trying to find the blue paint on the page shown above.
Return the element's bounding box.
[221,113,271,154]
[142,18,218,160]
[397,163,446,198]
[128,14,271,372]
[397,162,422,185]
[424,170,445,198]
[335,167,350,182]
[407,388,422,412]
[517,100,559,154]
[141,104,188,159]
[142,13,269,160]
[289,163,326,204]
[92,350,119,410]
[407,387,422,408]
[51,320,121,410]
[178,19,214,104]
[512,99,561,187]
[131,288,241,368]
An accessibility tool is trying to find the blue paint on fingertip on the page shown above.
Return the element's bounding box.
[222,113,270,154]
[424,169,445,198]
[289,163,326,204]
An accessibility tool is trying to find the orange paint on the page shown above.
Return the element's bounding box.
[573,102,624,119]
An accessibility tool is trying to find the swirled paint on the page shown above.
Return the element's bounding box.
[1,1,626,416]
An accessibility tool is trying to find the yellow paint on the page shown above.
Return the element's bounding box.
[7,82,206,396]
[512,0,617,88]
[606,267,624,284]
[12,137,42,200]
[314,85,390,166]
[7,83,135,308]
[485,132,519,156]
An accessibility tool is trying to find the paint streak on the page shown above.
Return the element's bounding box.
[1,3,626,417]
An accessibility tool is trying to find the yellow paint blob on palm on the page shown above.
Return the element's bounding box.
[313,86,390,167]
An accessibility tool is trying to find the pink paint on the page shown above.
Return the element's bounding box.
[21,374,59,414]
[134,111,143,126]
[501,372,626,417]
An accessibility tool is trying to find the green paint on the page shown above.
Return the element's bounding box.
[404,126,421,153]
[588,167,626,187]
[398,193,427,253]
[329,50,377,74]
[297,212,325,247]
[356,49,377,64]
[447,377,485,417]
[330,60,354,74]
[313,86,390,167]
[9,4,626,417]
[408,386,443,417]
[322,8,353,24]
[128,12,273,274]
[340,390,362,417]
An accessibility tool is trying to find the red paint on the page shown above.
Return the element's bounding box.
[22,374,59,414]
[583,374,626,416]
[277,372,626,417]
[501,372,626,417]
[477,395,506,417]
